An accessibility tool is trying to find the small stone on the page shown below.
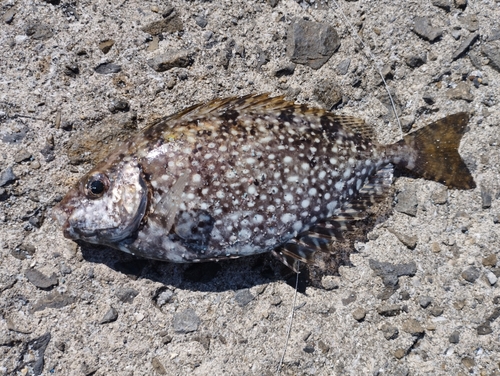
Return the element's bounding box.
[454,0,467,9]
[422,92,435,105]
[234,289,254,307]
[270,295,282,306]
[406,53,427,68]
[432,0,451,11]
[452,32,479,60]
[3,8,16,24]
[303,344,315,353]
[59,262,72,275]
[26,22,53,40]
[430,306,444,316]
[99,306,118,324]
[287,19,340,70]
[151,357,167,375]
[381,324,399,340]
[447,82,474,102]
[352,307,366,321]
[173,308,200,333]
[451,29,461,40]
[321,275,340,290]
[449,330,460,343]
[395,186,418,216]
[461,267,480,283]
[193,15,207,29]
[481,186,492,209]
[147,35,159,52]
[412,17,443,42]
[94,63,121,74]
[32,291,77,312]
[314,82,343,110]
[431,186,448,204]
[419,296,432,308]
[342,292,357,306]
[337,58,350,75]
[141,11,183,35]
[317,340,330,353]
[274,63,296,77]
[394,348,406,359]
[482,42,500,72]
[486,271,498,286]
[458,14,479,32]
[108,99,130,113]
[377,304,401,317]
[25,269,58,289]
[116,288,139,303]
[461,356,475,369]
[431,242,441,253]
[0,167,17,187]
[402,319,425,335]
[99,39,115,54]
[400,115,415,133]
[55,341,66,352]
[388,229,418,249]
[14,151,32,163]
[147,50,194,72]
[153,288,174,307]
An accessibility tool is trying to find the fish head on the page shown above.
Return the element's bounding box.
[54,160,148,245]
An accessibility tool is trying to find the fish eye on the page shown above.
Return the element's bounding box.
[85,174,109,199]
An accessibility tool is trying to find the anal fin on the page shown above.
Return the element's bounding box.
[273,165,394,271]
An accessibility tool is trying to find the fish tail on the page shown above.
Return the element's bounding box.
[390,112,476,189]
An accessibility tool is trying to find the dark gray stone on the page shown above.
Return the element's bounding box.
[477,321,492,335]
[395,186,418,216]
[342,292,357,306]
[369,259,417,283]
[449,330,460,343]
[483,42,500,72]
[314,81,342,110]
[3,7,16,24]
[98,39,115,54]
[116,288,139,303]
[287,19,340,69]
[99,306,118,324]
[454,0,467,9]
[452,32,479,60]
[108,99,130,113]
[489,29,500,42]
[94,63,122,74]
[147,50,194,72]
[303,344,315,353]
[380,324,399,340]
[431,0,451,11]
[412,17,443,42]
[419,296,432,308]
[2,128,27,143]
[336,58,350,75]
[173,308,200,333]
[274,63,296,77]
[194,15,207,28]
[406,53,427,68]
[234,289,254,307]
[32,291,77,312]
[25,269,58,289]
[400,115,415,133]
[142,11,183,35]
[377,304,401,317]
[422,92,436,105]
[0,167,17,187]
[26,23,53,40]
[461,266,480,282]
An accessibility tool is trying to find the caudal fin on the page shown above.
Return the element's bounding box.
[393,112,476,190]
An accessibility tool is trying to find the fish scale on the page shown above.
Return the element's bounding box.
[54,94,476,271]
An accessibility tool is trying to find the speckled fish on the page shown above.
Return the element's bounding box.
[54,94,476,271]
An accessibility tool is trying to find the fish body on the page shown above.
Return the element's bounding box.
[55,94,475,270]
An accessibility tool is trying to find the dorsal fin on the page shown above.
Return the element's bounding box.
[273,165,394,271]
[327,114,376,140]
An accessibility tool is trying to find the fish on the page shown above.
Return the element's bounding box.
[54,93,476,272]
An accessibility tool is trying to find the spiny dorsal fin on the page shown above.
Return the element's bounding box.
[324,114,376,140]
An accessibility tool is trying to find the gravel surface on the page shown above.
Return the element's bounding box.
[1,0,500,375]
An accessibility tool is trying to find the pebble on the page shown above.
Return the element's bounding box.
[0,167,17,186]
[454,0,467,9]
[352,307,366,321]
[430,306,444,317]
[452,32,479,60]
[388,229,418,249]
[458,14,479,32]
[482,254,497,267]
[431,0,451,11]
[26,23,53,40]
[151,357,167,375]
[336,58,350,75]
[147,50,194,72]
[25,269,58,289]
[116,287,139,303]
[377,304,401,317]
[286,19,340,70]
[108,99,130,113]
[482,42,500,72]
[480,186,492,209]
[419,296,432,309]
[446,82,474,102]
[234,289,254,307]
[400,115,414,133]
[476,321,492,335]
[422,92,436,105]
[394,348,406,359]
[461,267,480,283]
[448,330,460,343]
[405,53,427,68]
[154,288,174,307]
[10,243,36,260]
[402,319,424,335]
[99,306,118,324]
[3,7,16,24]
[98,39,115,54]
[274,63,296,77]
[342,292,357,306]
[141,11,183,35]
[395,186,418,216]
[369,259,417,288]
[303,343,315,353]
[32,291,77,312]
[485,271,498,286]
[94,63,122,74]
[412,17,443,42]
[380,324,399,340]
[194,15,207,29]
[172,308,200,333]
[147,35,159,52]
[313,82,342,110]
[321,275,340,290]
[489,28,500,42]
[431,186,448,204]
